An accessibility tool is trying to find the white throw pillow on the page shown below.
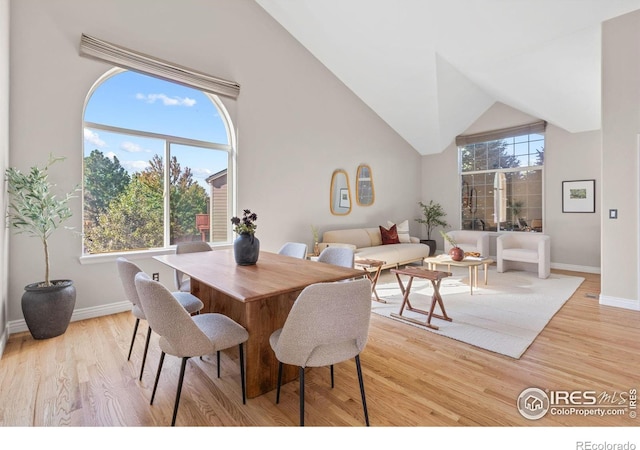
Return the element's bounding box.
[387,220,411,243]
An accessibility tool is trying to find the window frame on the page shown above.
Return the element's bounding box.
[79,68,237,264]
[457,124,545,234]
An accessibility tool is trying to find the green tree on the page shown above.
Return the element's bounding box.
[460,140,520,172]
[83,149,130,226]
[83,154,209,253]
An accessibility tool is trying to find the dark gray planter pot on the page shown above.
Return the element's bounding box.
[21,280,76,340]
[420,239,437,256]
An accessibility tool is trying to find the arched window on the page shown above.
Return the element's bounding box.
[82,69,235,255]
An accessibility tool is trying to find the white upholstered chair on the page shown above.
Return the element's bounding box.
[174,241,212,292]
[277,242,308,259]
[116,257,204,381]
[134,272,249,426]
[317,246,355,268]
[443,230,490,257]
[496,233,550,279]
[269,278,372,426]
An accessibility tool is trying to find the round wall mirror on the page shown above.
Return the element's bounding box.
[356,164,374,206]
[330,169,351,215]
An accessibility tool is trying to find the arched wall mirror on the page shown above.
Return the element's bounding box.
[330,169,352,215]
[356,164,374,206]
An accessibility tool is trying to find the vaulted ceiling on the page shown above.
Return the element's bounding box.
[256,0,640,155]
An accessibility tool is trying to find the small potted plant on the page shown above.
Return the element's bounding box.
[230,209,259,265]
[5,154,79,339]
[440,230,464,261]
[415,200,449,256]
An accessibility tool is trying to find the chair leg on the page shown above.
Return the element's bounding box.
[217,350,221,378]
[330,364,334,388]
[139,325,152,381]
[171,357,189,427]
[276,362,283,404]
[151,352,165,405]
[355,355,369,426]
[128,318,140,361]
[299,366,305,427]
[239,343,246,405]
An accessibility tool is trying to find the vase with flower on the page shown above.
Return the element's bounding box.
[231,209,260,265]
[440,230,464,262]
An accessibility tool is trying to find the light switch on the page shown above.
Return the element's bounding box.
[609,209,618,219]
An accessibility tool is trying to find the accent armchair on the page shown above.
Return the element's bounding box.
[497,233,550,279]
[443,230,490,257]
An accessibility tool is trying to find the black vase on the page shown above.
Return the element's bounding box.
[233,233,260,265]
[21,280,76,340]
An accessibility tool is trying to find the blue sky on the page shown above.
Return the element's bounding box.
[83,70,230,188]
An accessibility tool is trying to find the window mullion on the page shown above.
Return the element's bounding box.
[164,141,171,247]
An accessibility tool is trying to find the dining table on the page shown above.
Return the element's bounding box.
[154,248,365,398]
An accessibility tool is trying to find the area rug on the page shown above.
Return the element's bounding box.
[371,266,584,359]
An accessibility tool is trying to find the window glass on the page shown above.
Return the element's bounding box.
[459,132,544,232]
[82,70,234,254]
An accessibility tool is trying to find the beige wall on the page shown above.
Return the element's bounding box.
[601,9,640,310]
[0,0,9,351]
[5,0,421,329]
[421,102,602,272]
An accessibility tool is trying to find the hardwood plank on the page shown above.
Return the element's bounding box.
[1,270,638,429]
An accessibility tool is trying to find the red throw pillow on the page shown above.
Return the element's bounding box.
[380,224,400,245]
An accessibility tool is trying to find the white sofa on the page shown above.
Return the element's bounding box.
[321,227,429,270]
[443,230,490,257]
[497,233,550,279]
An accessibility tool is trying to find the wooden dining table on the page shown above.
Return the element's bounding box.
[154,248,364,398]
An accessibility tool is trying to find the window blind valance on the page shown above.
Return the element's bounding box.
[79,33,240,99]
[455,120,546,147]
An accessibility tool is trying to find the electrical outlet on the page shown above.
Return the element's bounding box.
[152,273,159,281]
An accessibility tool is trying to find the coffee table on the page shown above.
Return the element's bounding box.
[423,256,494,295]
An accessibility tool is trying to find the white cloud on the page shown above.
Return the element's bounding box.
[192,167,213,179]
[84,129,106,147]
[135,93,196,107]
[120,141,150,153]
[121,160,150,173]
[106,152,117,160]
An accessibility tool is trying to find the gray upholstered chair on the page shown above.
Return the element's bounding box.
[174,241,212,292]
[116,257,203,381]
[134,272,249,426]
[269,277,372,426]
[277,242,308,259]
[317,246,355,268]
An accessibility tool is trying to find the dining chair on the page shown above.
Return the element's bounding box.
[174,241,212,292]
[277,242,308,259]
[134,272,249,426]
[269,277,372,426]
[317,246,355,268]
[116,257,204,381]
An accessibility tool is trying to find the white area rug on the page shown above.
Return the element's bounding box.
[371,266,584,359]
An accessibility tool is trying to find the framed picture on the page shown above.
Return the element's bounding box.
[339,188,350,208]
[562,179,595,213]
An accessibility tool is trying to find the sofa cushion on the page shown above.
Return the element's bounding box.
[387,220,411,243]
[380,224,400,244]
[322,228,373,249]
[365,227,382,246]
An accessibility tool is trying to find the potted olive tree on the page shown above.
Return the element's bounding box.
[6,154,79,339]
[415,200,449,256]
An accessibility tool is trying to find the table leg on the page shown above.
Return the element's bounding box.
[391,276,451,330]
[468,266,473,295]
[484,262,489,284]
[368,266,385,303]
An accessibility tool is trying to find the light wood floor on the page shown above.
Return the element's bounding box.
[0,269,638,428]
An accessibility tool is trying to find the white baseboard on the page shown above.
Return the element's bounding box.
[0,326,7,360]
[7,301,131,335]
[599,295,640,311]
[550,262,601,274]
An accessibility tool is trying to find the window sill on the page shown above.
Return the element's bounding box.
[78,243,232,265]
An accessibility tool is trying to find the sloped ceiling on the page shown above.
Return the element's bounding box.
[256,0,640,155]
